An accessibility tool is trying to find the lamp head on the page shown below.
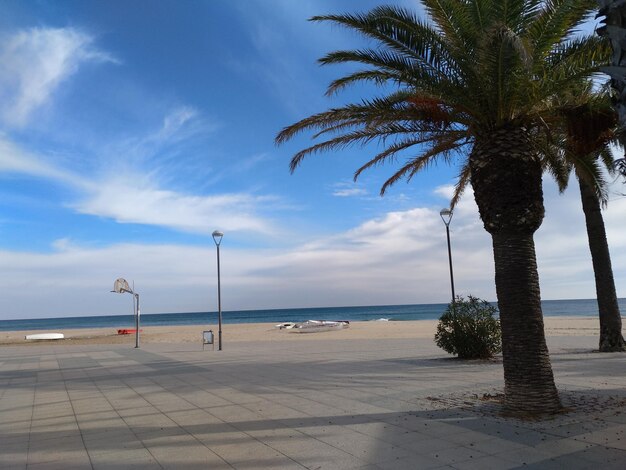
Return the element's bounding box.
[212,230,224,246]
[439,208,453,226]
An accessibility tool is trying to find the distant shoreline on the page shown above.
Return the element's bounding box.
[0,316,602,346]
[2,298,622,332]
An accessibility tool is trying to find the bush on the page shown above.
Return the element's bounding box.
[434,295,502,359]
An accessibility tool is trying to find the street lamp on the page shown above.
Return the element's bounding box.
[111,278,140,348]
[212,230,223,351]
[439,209,456,305]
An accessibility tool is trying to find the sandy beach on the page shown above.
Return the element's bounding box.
[0,316,601,346]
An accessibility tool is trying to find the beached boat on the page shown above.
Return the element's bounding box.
[117,329,142,335]
[287,320,349,333]
[25,333,64,340]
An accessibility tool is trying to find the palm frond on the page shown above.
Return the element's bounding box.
[353,130,470,180]
[598,146,616,175]
[314,7,463,82]
[540,36,610,95]
[379,137,466,194]
[528,0,597,61]
[450,163,472,209]
[574,156,610,204]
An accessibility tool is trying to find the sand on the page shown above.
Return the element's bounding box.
[0,316,602,346]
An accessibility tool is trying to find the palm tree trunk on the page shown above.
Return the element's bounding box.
[492,232,561,414]
[470,127,561,416]
[577,175,626,351]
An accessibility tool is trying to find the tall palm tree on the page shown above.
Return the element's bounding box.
[577,165,626,351]
[276,1,608,415]
[556,90,626,351]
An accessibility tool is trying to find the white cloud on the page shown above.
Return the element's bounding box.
[0,109,278,235]
[0,27,115,126]
[434,184,455,201]
[0,200,494,318]
[73,176,276,235]
[0,136,92,189]
[333,188,367,197]
[332,181,368,197]
[159,107,198,140]
[2,177,626,320]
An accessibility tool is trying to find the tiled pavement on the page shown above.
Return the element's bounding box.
[1,334,625,469]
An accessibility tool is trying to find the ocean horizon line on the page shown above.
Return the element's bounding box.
[6,296,624,320]
[1,298,624,332]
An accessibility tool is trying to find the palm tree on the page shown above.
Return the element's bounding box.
[577,165,626,351]
[276,1,608,415]
[556,89,626,351]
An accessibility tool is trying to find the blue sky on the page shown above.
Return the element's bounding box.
[1,0,625,320]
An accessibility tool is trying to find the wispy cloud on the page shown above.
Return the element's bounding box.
[332,181,368,197]
[73,176,276,235]
[0,27,116,127]
[0,136,92,190]
[98,106,220,187]
[333,188,367,197]
[159,107,198,140]
[0,106,278,236]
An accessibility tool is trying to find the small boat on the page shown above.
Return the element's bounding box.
[25,333,64,340]
[117,329,142,335]
[275,322,296,330]
[287,320,349,333]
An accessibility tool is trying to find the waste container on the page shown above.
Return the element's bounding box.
[203,330,214,350]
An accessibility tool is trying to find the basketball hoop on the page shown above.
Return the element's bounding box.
[113,278,131,294]
[110,277,141,348]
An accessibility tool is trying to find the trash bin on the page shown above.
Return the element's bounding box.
[203,330,214,350]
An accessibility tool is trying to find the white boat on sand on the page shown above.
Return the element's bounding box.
[25,333,64,340]
[286,320,349,333]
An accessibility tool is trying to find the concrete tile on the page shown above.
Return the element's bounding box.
[26,451,91,469]
[499,447,558,466]
[0,451,28,469]
[88,448,156,466]
[248,426,365,467]
[448,454,519,470]
[208,440,300,469]
[3,336,626,470]
[315,431,413,464]
[424,444,489,465]
[375,454,442,469]
[465,436,528,455]
[605,437,626,450]
[142,435,231,469]
[396,436,462,454]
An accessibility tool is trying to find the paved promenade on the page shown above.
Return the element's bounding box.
[1,335,625,469]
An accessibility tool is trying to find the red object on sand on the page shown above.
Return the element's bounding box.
[117,329,142,335]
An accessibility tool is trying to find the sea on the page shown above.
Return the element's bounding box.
[1,298,625,332]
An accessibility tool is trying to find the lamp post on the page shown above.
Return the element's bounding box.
[439,209,456,305]
[111,278,140,348]
[212,230,223,351]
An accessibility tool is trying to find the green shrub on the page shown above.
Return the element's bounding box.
[434,295,502,359]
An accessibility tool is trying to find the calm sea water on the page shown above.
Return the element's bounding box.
[1,298,624,332]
